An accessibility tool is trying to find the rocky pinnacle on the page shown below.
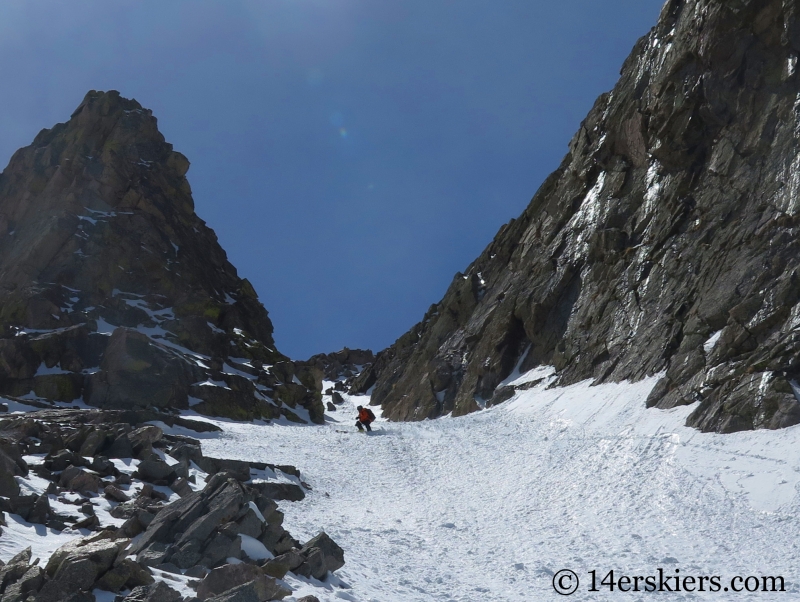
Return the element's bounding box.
[0,90,324,422]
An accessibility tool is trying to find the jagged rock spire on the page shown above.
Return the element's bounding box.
[0,91,323,422]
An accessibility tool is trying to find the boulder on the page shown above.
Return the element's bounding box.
[170,539,203,569]
[0,550,32,593]
[137,453,176,484]
[128,425,163,455]
[0,468,18,498]
[200,533,241,567]
[106,434,134,459]
[263,549,304,578]
[38,535,129,602]
[45,449,86,471]
[72,514,100,530]
[104,484,130,503]
[0,564,45,602]
[300,532,345,573]
[91,455,119,477]
[169,477,193,497]
[60,466,102,494]
[136,542,172,568]
[249,481,304,502]
[295,547,327,580]
[122,581,182,602]
[204,575,290,602]
[1,496,36,521]
[27,494,50,525]
[45,536,129,584]
[195,457,251,482]
[168,442,203,465]
[196,563,262,600]
[0,447,24,497]
[95,558,154,592]
[78,427,108,456]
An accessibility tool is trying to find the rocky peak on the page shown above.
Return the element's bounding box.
[363,0,800,432]
[0,91,323,423]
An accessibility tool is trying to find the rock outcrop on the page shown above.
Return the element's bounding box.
[0,90,322,423]
[0,408,344,601]
[365,0,800,433]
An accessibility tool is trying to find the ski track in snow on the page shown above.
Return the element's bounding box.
[3,374,800,600]
[194,376,800,601]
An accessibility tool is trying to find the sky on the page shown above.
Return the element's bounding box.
[0,0,665,360]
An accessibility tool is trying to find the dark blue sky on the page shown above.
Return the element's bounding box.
[0,0,664,359]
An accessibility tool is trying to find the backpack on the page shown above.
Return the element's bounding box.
[366,408,376,422]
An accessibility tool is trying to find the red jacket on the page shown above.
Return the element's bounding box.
[358,408,375,424]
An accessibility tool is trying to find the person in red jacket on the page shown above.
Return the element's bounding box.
[356,405,376,432]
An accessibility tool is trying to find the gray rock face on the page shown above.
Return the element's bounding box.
[0,407,336,602]
[0,90,322,423]
[249,481,305,502]
[36,535,131,602]
[204,575,290,602]
[300,532,345,574]
[196,563,263,600]
[122,581,183,602]
[366,0,800,433]
[129,471,305,571]
[301,348,374,383]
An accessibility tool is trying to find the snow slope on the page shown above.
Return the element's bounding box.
[194,375,800,601]
[3,372,798,601]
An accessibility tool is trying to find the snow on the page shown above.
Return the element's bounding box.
[703,330,722,354]
[566,172,607,261]
[240,534,272,561]
[34,362,70,376]
[223,362,257,381]
[94,318,117,335]
[194,372,800,601]
[207,321,225,334]
[3,370,800,600]
[195,378,231,390]
[0,513,77,565]
[148,567,196,598]
[644,159,662,215]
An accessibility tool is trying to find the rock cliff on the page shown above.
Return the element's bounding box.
[364,0,800,433]
[0,91,322,423]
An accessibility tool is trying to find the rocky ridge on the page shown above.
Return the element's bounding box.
[0,91,323,424]
[0,408,344,601]
[299,349,374,413]
[362,0,800,433]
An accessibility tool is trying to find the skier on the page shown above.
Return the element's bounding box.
[356,405,376,432]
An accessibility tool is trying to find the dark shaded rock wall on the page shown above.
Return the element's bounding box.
[0,91,322,422]
[367,0,800,433]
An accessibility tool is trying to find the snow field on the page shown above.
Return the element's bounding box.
[2,371,799,601]
[199,375,800,601]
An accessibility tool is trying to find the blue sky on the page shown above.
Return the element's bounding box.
[0,0,664,359]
